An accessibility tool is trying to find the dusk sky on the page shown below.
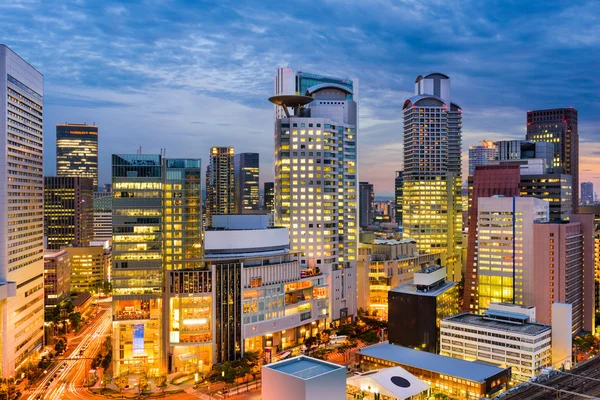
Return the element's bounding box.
[2,0,599,196]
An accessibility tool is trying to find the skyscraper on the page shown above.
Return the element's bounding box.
[495,139,554,172]
[526,108,579,212]
[468,141,498,175]
[44,176,94,249]
[271,67,358,323]
[394,171,403,224]
[402,73,463,281]
[56,123,99,189]
[205,146,234,226]
[234,152,259,213]
[263,182,274,212]
[93,191,113,240]
[0,45,44,377]
[359,182,374,228]
[581,182,594,204]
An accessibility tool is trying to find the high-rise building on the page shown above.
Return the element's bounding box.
[359,182,374,228]
[0,45,44,377]
[43,250,72,309]
[468,141,498,175]
[66,246,110,293]
[495,139,554,171]
[93,192,113,240]
[476,196,549,310]
[205,146,234,226]
[56,123,99,189]
[526,108,579,212]
[234,152,259,213]
[402,73,463,281]
[44,176,94,249]
[112,154,202,376]
[388,266,459,353]
[463,165,522,312]
[271,67,358,323]
[532,214,595,334]
[263,182,274,212]
[394,171,403,224]
[581,182,594,204]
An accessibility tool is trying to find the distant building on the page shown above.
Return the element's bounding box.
[356,342,511,399]
[495,139,554,172]
[395,171,403,224]
[206,147,235,226]
[388,266,459,353]
[44,176,94,249]
[468,141,497,175]
[56,123,99,189]
[65,246,109,293]
[441,304,552,381]
[581,182,594,204]
[359,182,374,228]
[357,238,439,319]
[234,152,259,213]
[43,250,72,309]
[579,205,600,313]
[526,108,579,212]
[263,182,274,212]
[93,192,112,240]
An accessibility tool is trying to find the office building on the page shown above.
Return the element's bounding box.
[579,205,600,313]
[495,140,554,171]
[520,172,572,222]
[56,123,99,189]
[263,181,274,212]
[581,182,594,204]
[205,146,234,226]
[66,246,109,293]
[44,176,94,249]
[43,250,72,309]
[532,214,595,334]
[234,152,259,213]
[0,45,44,377]
[526,108,579,212]
[112,154,202,376]
[356,342,511,399]
[359,182,374,228]
[468,141,497,175]
[93,192,112,240]
[388,266,459,353]
[476,196,549,310]
[441,304,552,381]
[271,67,358,324]
[402,73,463,281]
[395,171,403,224]
[463,165,522,311]
[262,356,347,400]
[357,238,439,319]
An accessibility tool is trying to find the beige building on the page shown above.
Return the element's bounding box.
[357,238,439,319]
[65,246,109,292]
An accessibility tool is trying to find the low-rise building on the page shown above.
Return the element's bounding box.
[43,250,72,309]
[440,304,552,381]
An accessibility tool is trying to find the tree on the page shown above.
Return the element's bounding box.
[156,375,168,396]
[304,336,318,350]
[337,324,356,337]
[101,372,112,395]
[137,374,149,398]
[68,311,82,331]
[115,374,129,394]
[360,331,379,345]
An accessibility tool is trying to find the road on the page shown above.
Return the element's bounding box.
[26,304,112,400]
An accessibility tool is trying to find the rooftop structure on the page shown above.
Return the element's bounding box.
[347,367,430,399]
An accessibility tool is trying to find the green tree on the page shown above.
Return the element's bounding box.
[304,336,318,350]
[156,375,168,396]
[101,372,112,395]
[137,374,149,398]
[359,331,379,345]
[68,311,82,331]
[336,323,356,337]
[115,374,129,394]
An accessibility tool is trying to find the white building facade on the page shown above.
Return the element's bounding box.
[272,68,358,324]
[0,45,45,377]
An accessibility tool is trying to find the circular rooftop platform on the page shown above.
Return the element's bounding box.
[268,95,314,107]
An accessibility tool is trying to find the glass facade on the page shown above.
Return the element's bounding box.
[234,153,260,213]
[56,124,99,189]
[205,147,234,226]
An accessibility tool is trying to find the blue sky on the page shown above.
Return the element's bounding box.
[2,0,599,195]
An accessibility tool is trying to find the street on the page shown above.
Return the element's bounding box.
[26,304,112,400]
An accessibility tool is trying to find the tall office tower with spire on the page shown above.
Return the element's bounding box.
[234,152,259,213]
[271,67,358,324]
[56,123,99,189]
[526,108,578,212]
[402,73,463,281]
[0,45,44,377]
[468,141,498,175]
[205,146,234,226]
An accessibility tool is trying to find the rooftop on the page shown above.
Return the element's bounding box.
[443,312,551,336]
[358,342,508,383]
[265,356,344,380]
[390,279,456,297]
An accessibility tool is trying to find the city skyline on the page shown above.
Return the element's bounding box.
[1,1,599,194]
